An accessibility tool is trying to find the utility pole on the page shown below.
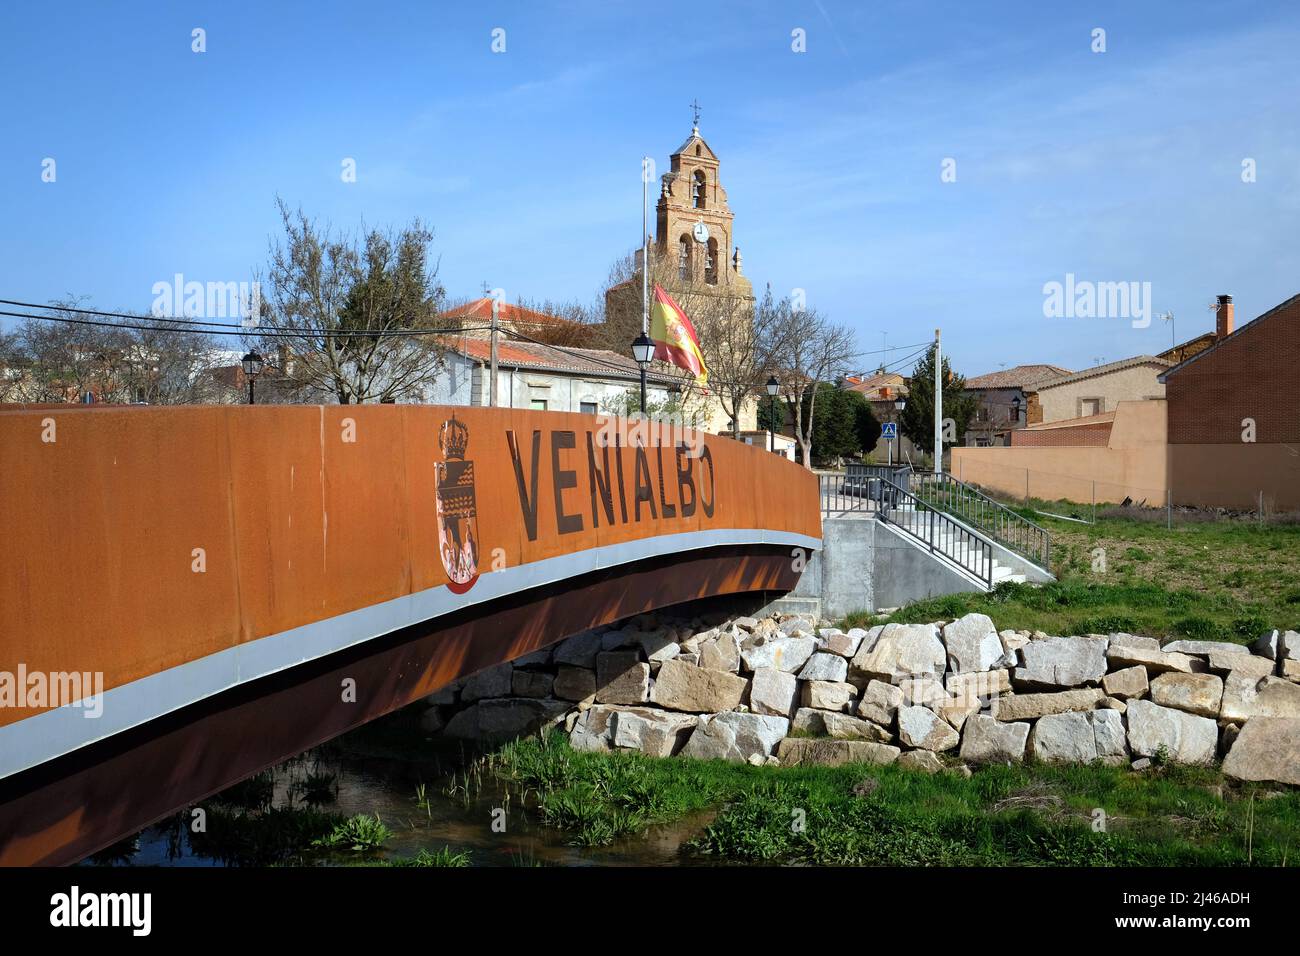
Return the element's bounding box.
[642,159,650,360]
[640,155,651,415]
[489,293,499,408]
[933,328,943,474]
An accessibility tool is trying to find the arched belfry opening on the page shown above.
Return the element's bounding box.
[645,110,753,307]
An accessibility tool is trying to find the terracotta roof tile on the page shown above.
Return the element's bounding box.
[441,298,579,327]
[448,338,677,384]
[965,364,1073,390]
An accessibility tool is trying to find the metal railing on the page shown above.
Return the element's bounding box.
[819,467,996,588]
[846,461,912,488]
[904,469,1051,569]
[819,472,874,515]
[820,463,915,515]
[878,481,995,588]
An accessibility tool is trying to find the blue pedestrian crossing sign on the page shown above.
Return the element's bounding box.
[881,422,897,439]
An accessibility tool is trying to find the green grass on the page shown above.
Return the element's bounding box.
[343,847,472,867]
[484,734,1300,866]
[479,731,735,846]
[845,579,1288,645]
[389,847,472,867]
[312,813,393,851]
[1039,509,1300,638]
[842,510,1300,640]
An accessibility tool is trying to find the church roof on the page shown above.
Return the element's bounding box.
[440,297,573,327]
[671,128,717,161]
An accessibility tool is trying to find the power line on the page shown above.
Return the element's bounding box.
[0,306,492,340]
[2,294,938,391]
[1,298,261,331]
[876,343,931,376]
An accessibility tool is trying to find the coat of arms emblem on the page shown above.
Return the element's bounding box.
[436,416,480,594]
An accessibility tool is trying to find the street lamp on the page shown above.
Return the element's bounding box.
[631,332,654,414]
[241,350,264,405]
[766,376,779,453]
[1011,394,1021,423]
[891,394,906,466]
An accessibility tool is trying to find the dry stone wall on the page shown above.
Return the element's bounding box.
[420,611,1300,784]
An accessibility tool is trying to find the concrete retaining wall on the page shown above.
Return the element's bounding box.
[815,517,990,620]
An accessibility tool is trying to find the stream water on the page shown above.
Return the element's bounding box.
[81,710,710,868]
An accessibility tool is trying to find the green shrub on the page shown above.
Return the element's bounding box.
[313,813,392,851]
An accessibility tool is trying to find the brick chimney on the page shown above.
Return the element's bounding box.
[1216,294,1234,340]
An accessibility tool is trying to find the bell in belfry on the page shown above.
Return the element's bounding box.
[436,416,480,593]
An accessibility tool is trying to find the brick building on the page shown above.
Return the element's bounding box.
[963,364,1071,445]
[1160,293,1300,510]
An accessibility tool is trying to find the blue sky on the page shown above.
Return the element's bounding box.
[2,0,1298,376]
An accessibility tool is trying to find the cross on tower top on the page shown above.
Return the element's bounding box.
[689,98,701,132]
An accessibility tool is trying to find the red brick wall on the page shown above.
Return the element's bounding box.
[1012,423,1111,446]
[1166,294,1300,444]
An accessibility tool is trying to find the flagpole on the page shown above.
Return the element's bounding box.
[641,156,650,414]
[934,328,943,474]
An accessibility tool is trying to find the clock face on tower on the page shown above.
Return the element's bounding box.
[692,221,710,244]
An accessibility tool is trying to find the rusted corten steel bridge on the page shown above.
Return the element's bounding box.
[0,405,821,865]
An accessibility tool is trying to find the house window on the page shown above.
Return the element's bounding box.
[580,401,597,415]
[678,235,690,281]
[1079,397,1103,416]
[692,170,706,209]
[530,399,547,411]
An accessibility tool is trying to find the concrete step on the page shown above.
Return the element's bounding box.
[880,508,1022,591]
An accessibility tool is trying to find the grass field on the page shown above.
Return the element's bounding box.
[848,508,1300,641]
[482,733,1300,866]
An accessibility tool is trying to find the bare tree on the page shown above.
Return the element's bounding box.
[118,321,228,405]
[0,328,27,402]
[597,248,762,432]
[3,300,226,405]
[771,298,858,469]
[507,297,601,349]
[698,283,790,439]
[250,199,446,404]
[12,299,131,402]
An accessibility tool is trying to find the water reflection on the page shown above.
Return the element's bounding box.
[81,708,705,868]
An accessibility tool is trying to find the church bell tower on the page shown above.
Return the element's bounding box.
[654,108,753,302]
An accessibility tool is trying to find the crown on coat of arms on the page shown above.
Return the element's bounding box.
[439,417,469,460]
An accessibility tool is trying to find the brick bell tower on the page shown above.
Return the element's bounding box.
[654,110,753,303]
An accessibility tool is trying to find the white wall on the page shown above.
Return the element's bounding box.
[490,366,668,412]
[418,352,669,411]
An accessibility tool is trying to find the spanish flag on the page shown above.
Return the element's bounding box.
[650,284,708,384]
